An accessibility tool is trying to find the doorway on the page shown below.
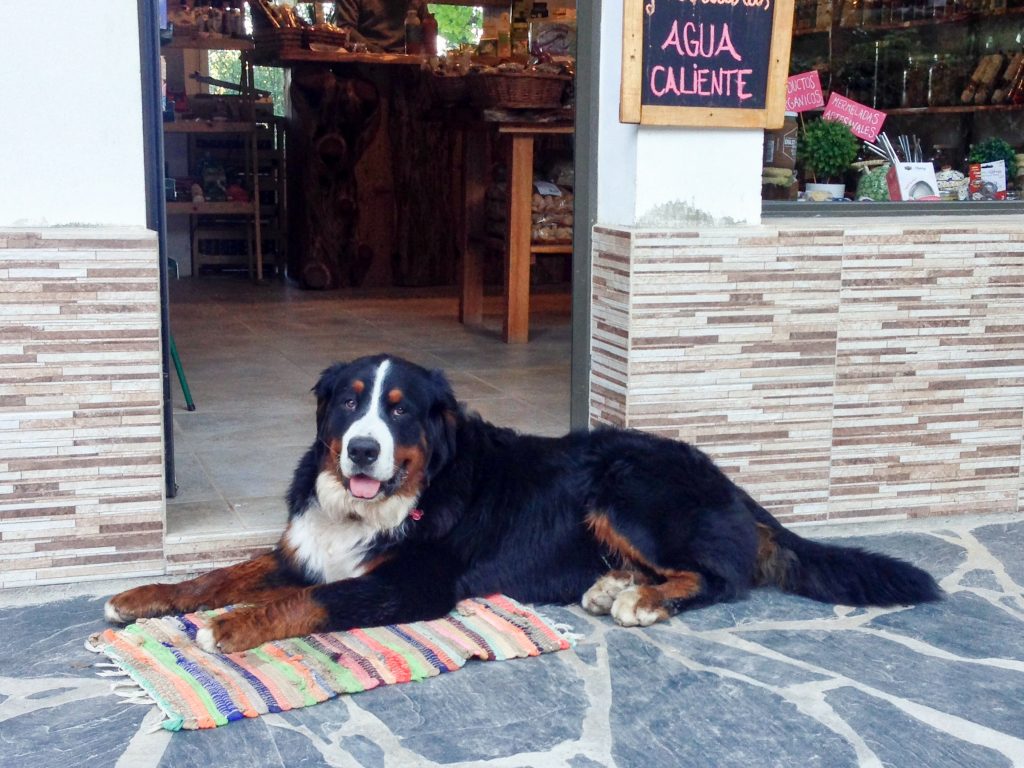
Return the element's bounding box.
[139,0,598,572]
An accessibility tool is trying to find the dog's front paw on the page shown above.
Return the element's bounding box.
[581,571,636,615]
[196,609,267,654]
[610,586,667,628]
[105,584,181,624]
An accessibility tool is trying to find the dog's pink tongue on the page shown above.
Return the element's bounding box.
[349,475,381,499]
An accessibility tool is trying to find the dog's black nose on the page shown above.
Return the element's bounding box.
[347,437,380,467]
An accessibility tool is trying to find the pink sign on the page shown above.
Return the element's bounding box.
[822,93,886,142]
[786,71,824,113]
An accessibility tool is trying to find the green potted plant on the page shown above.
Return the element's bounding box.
[797,118,859,200]
[968,137,1018,179]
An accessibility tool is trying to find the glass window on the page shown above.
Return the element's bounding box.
[764,0,1024,207]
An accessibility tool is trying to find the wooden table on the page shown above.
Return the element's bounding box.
[458,120,574,344]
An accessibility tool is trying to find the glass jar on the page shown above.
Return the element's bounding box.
[894,0,914,19]
[840,0,862,27]
[928,54,960,106]
[902,57,929,107]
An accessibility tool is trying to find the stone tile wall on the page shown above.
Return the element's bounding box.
[591,217,1024,526]
[0,228,165,586]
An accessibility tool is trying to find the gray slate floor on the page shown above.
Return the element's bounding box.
[1,517,1022,767]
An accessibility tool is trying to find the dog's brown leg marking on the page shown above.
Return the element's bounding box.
[204,588,328,653]
[106,551,295,623]
[585,511,694,580]
[635,572,703,613]
[611,572,704,626]
[585,512,659,571]
[754,523,796,588]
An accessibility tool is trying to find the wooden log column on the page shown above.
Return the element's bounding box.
[287,65,381,289]
[286,62,458,290]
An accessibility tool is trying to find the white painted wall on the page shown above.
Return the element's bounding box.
[595,5,763,227]
[0,6,146,227]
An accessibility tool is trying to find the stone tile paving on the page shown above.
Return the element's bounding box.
[1,518,1022,767]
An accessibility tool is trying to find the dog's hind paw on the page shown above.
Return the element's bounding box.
[195,627,220,654]
[610,586,666,627]
[582,571,636,615]
[104,599,131,624]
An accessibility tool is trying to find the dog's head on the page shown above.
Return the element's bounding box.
[313,355,458,509]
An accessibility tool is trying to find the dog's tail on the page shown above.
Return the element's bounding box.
[749,501,942,606]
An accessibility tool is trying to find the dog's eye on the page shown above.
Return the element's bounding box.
[343,398,357,410]
[391,405,406,417]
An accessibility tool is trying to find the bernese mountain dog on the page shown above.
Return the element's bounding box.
[105,354,941,653]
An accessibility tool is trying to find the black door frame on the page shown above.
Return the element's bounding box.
[570,1,600,431]
[136,0,176,498]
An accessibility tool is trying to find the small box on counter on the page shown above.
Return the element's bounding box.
[886,163,939,201]
[968,161,1007,200]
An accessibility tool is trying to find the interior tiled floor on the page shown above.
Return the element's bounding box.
[166,276,572,547]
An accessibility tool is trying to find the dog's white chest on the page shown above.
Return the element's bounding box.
[284,504,372,584]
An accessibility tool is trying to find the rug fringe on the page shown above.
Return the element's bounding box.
[534,612,582,646]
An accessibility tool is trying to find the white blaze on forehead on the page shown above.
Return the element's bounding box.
[340,359,395,481]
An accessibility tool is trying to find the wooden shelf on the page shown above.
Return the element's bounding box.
[484,236,572,254]
[259,49,425,67]
[530,243,573,254]
[780,99,1023,116]
[794,6,1024,35]
[164,120,256,134]
[163,37,254,51]
[886,103,1024,115]
[166,201,257,215]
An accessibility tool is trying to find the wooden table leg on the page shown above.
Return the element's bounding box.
[459,127,485,326]
[504,133,533,344]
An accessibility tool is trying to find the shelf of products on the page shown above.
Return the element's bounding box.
[166,201,256,215]
[777,0,1024,202]
[164,120,256,134]
[161,33,286,280]
[163,37,254,51]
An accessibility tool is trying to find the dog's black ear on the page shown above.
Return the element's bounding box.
[312,362,348,435]
[425,369,459,482]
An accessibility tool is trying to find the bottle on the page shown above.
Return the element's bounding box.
[1008,51,1024,102]
[927,54,957,106]
[404,9,423,55]
[901,56,927,106]
[991,50,1024,102]
[422,12,438,56]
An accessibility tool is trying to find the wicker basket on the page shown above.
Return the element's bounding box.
[305,28,350,50]
[469,72,569,109]
[252,28,304,63]
[430,75,469,105]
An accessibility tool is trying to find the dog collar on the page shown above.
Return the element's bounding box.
[410,508,423,521]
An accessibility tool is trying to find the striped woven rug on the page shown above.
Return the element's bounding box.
[87,595,572,731]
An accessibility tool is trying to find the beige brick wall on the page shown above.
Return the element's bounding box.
[0,228,165,586]
[591,217,1024,526]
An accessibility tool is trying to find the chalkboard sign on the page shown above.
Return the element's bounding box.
[620,0,795,128]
